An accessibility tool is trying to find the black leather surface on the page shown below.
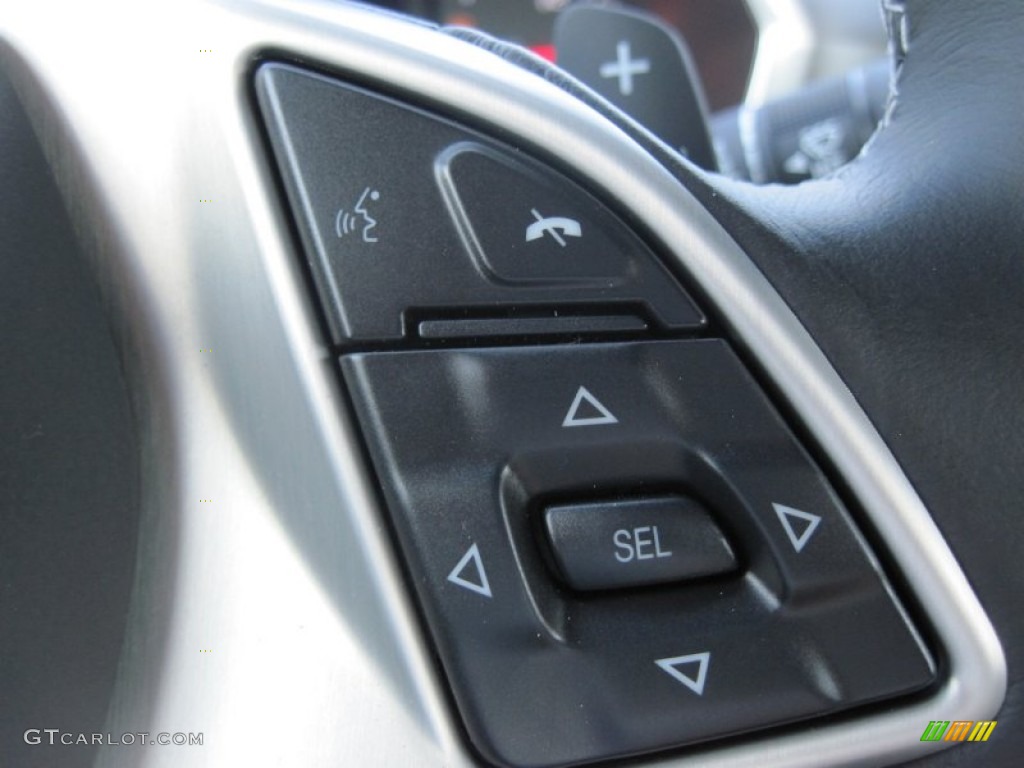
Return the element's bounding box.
[0,66,140,767]
[452,0,1024,763]
[691,4,1024,762]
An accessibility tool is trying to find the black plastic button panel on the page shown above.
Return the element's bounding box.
[255,63,704,344]
[341,340,935,768]
[256,62,935,768]
[544,496,737,591]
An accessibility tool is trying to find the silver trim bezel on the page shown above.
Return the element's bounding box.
[743,0,814,106]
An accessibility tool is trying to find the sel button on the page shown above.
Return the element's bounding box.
[544,496,737,591]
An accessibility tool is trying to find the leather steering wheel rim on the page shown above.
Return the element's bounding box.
[701,4,1024,763]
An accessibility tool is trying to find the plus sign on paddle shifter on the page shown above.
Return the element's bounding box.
[599,39,651,96]
[554,4,717,170]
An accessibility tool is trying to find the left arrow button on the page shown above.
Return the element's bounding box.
[447,543,493,598]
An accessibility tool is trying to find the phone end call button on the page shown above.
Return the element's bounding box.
[438,141,651,287]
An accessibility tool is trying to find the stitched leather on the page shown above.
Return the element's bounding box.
[703,5,1024,761]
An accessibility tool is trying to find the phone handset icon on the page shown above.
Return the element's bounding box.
[525,208,583,247]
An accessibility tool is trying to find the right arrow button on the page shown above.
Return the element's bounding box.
[655,651,711,696]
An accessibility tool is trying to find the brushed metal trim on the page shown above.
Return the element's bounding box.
[743,0,813,106]
[0,1,1004,767]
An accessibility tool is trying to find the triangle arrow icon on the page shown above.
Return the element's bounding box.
[447,543,492,598]
[655,651,710,695]
[773,503,822,553]
[562,386,618,427]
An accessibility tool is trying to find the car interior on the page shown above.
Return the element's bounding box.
[2,0,1021,766]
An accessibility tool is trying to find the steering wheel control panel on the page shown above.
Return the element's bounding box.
[256,63,935,767]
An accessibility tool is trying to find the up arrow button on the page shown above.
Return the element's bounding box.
[562,386,619,427]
